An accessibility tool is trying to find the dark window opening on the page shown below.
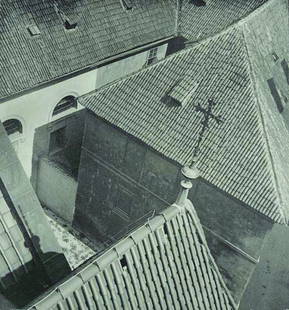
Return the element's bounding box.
[267,78,284,113]
[120,0,133,10]
[281,59,289,85]
[49,127,66,154]
[146,47,158,66]
[3,119,23,136]
[163,223,169,236]
[192,0,207,6]
[27,25,41,36]
[53,96,77,116]
[120,256,128,268]
[64,19,78,30]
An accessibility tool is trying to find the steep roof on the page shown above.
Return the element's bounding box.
[0,0,176,100]
[28,198,237,310]
[179,0,268,41]
[80,0,289,224]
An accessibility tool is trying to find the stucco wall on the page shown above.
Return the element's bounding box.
[37,158,77,223]
[0,45,167,179]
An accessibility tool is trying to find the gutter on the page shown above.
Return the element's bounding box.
[0,35,175,104]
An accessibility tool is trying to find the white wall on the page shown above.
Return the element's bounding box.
[0,44,168,178]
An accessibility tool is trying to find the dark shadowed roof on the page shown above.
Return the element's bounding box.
[0,0,176,100]
[179,0,268,41]
[28,198,237,310]
[80,0,289,224]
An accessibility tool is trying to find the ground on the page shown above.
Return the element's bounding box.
[45,209,104,270]
[240,224,289,310]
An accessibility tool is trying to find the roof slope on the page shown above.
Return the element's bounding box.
[179,0,268,41]
[29,199,237,310]
[0,122,70,294]
[0,0,176,100]
[80,0,289,224]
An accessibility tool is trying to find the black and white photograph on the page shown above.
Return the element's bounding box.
[0,0,289,309]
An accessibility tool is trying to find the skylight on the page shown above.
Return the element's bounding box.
[27,25,41,37]
[162,79,200,107]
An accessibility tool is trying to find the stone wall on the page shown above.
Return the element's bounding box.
[75,112,273,301]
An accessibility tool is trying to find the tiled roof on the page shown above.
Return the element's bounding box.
[28,199,237,310]
[179,0,268,41]
[0,0,176,100]
[80,1,289,224]
[0,122,70,292]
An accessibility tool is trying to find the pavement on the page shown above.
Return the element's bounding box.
[240,224,289,310]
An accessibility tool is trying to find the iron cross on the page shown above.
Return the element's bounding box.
[191,99,224,164]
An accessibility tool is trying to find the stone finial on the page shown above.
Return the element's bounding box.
[182,157,200,180]
[176,180,193,206]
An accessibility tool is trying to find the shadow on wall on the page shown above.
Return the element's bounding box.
[30,110,85,223]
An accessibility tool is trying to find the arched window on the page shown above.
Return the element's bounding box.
[3,119,23,136]
[52,96,77,116]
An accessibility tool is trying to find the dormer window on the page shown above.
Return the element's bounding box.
[27,25,41,37]
[54,4,78,30]
[146,47,158,66]
[53,96,77,116]
[162,79,199,107]
[120,0,133,11]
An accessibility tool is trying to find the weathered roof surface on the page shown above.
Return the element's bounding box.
[80,0,289,224]
[179,0,268,41]
[0,0,176,100]
[0,122,70,297]
[28,199,237,310]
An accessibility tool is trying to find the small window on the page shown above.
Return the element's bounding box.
[3,119,23,136]
[146,47,158,66]
[192,0,206,6]
[120,0,133,10]
[267,78,284,113]
[27,25,41,37]
[53,96,77,116]
[49,127,66,154]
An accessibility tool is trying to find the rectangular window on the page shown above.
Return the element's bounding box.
[281,59,289,85]
[267,78,284,113]
[146,47,158,66]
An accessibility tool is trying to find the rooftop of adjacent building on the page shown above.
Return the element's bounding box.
[79,0,289,224]
[0,0,271,102]
[27,177,237,310]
